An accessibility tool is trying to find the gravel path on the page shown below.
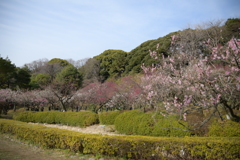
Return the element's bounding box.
[30,123,122,136]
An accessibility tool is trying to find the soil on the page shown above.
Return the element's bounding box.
[0,134,91,160]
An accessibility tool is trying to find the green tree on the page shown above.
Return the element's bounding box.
[123,32,177,75]
[48,58,70,67]
[95,49,128,81]
[15,66,31,89]
[223,18,240,40]
[30,73,51,89]
[55,65,83,88]
[0,56,16,89]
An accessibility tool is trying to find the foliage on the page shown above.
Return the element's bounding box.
[1,119,240,160]
[123,32,177,75]
[59,111,99,127]
[114,110,190,137]
[30,73,51,89]
[12,111,36,122]
[95,50,128,80]
[14,66,31,89]
[48,58,70,67]
[0,56,16,89]
[13,111,99,127]
[208,120,240,137]
[55,65,83,88]
[99,110,121,125]
[223,18,240,40]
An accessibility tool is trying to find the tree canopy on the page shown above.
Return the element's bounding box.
[48,58,71,67]
[95,49,128,80]
[0,56,16,89]
[55,65,83,88]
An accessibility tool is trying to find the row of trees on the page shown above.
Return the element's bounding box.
[0,75,142,113]
[0,56,85,90]
[0,57,85,113]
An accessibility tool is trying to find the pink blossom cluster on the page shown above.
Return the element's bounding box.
[140,35,240,122]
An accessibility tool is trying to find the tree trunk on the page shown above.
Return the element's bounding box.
[221,99,240,122]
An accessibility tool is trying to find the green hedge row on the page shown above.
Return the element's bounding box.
[208,120,240,137]
[114,110,191,137]
[11,110,240,137]
[0,119,239,160]
[99,110,122,125]
[13,111,99,127]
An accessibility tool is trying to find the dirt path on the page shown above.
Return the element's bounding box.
[0,134,86,160]
[0,123,122,160]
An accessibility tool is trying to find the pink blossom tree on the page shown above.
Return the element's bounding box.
[30,90,48,111]
[15,90,35,110]
[42,81,77,111]
[0,89,13,114]
[107,76,143,110]
[90,80,118,113]
[141,36,240,130]
[74,82,98,111]
[75,80,118,113]
[39,89,58,110]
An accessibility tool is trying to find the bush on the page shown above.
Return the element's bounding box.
[114,110,141,135]
[13,111,99,127]
[208,120,240,137]
[114,110,190,137]
[99,111,121,125]
[13,111,36,122]
[151,114,189,137]
[0,119,239,160]
[43,111,60,124]
[62,111,99,127]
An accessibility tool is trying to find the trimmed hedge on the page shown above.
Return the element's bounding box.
[114,110,190,137]
[13,111,99,127]
[99,111,121,125]
[0,119,240,159]
[208,120,240,137]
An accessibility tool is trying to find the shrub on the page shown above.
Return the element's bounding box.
[99,110,121,125]
[0,119,239,160]
[43,111,59,124]
[114,110,190,137]
[13,111,99,127]
[114,110,142,135]
[63,111,99,127]
[13,111,36,122]
[208,120,240,137]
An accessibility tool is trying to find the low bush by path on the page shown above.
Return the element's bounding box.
[13,111,99,127]
[0,119,239,160]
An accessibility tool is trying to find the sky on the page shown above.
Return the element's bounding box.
[0,0,240,67]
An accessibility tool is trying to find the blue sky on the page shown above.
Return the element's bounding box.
[0,0,239,67]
